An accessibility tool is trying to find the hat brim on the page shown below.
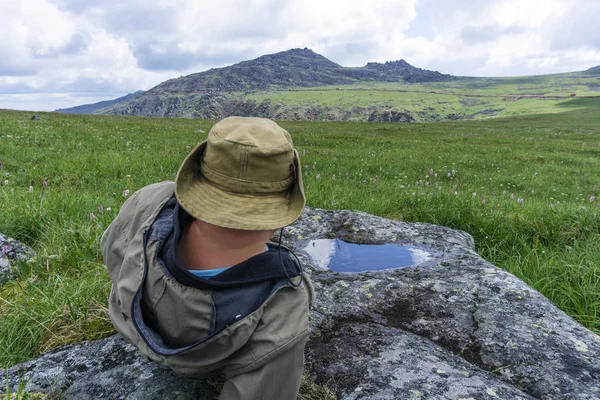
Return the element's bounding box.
[175,141,305,230]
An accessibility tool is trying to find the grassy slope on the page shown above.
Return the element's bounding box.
[241,72,600,121]
[0,107,598,374]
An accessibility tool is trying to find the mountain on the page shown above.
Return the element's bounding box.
[95,48,453,119]
[55,91,144,114]
[586,65,600,74]
[147,48,452,95]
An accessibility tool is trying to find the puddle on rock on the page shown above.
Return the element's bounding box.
[302,239,433,273]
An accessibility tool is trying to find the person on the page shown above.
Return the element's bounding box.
[101,116,314,399]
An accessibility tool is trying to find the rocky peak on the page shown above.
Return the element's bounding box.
[364,59,413,70]
[245,48,342,70]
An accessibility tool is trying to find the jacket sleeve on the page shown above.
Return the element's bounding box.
[219,335,308,400]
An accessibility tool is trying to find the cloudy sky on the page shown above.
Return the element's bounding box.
[1,0,599,111]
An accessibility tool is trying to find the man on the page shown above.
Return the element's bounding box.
[102,117,314,399]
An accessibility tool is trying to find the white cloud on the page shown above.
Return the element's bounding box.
[0,0,599,110]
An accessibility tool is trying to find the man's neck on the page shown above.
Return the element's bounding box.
[178,220,275,271]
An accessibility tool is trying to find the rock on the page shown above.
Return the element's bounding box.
[31,115,40,120]
[367,109,416,123]
[291,208,600,399]
[445,113,464,120]
[2,207,600,399]
[0,233,36,285]
[0,252,10,285]
[0,335,218,399]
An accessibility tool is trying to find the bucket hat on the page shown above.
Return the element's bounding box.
[175,116,305,230]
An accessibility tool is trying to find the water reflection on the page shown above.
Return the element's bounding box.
[303,239,432,273]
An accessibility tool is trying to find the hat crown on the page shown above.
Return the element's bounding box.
[202,117,295,194]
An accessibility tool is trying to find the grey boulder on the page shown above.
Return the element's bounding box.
[2,207,599,399]
[0,233,36,285]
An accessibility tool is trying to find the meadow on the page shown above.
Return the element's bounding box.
[244,72,600,121]
[0,105,598,393]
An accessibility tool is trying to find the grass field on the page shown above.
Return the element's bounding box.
[243,72,600,121]
[0,105,598,387]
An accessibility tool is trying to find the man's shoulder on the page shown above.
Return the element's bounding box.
[133,181,175,203]
[107,181,175,238]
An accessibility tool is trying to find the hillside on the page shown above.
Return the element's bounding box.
[55,91,144,114]
[63,48,600,122]
[96,48,453,119]
[587,65,600,74]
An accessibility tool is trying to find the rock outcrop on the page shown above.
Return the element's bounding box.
[2,208,599,399]
[0,233,36,285]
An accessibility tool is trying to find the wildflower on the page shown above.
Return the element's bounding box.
[42,180,47,187]
[510,193,515,200]
[98,204,103,213]
[503,190,506,195]
[363,180,368,184]
[472,192,476,197]
[331,174,335,180]
[434,173,438,178]
[452,170,456,176]
[2,180,7,185]
[0,163,2,169]
[549,203,553,209]
[434,182,438,187]
[447,173,451,178]
[591,196,596,202]
[122,189,130,197]
[315,174,321,180]
[29,186,33,193]
[517,198,524,204]
[454,191,458,195]
[453,184,457,189]
[186,145,191,150]
[594,185,597,192]
[345,172,349,179]
[373,179,377,183]
[312,162,316,170]
[531,190,534,194]
[1,245,7,254]
[425,182,429,186]
[90,213,96,222]
[482,196,485,205]
[429,169,433,175]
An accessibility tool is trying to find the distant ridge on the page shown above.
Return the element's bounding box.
[55,91,144,114]
[97,48,452,118]
[586,65,600,74]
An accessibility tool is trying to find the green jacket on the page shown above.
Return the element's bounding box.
[102,181,314,399]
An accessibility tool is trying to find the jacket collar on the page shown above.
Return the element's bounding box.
[148,195,302,290]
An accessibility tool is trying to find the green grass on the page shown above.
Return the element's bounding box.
[243,72,600,121]
[0,107,598,385]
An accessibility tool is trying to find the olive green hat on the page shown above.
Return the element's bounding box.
[175,116,305,230]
